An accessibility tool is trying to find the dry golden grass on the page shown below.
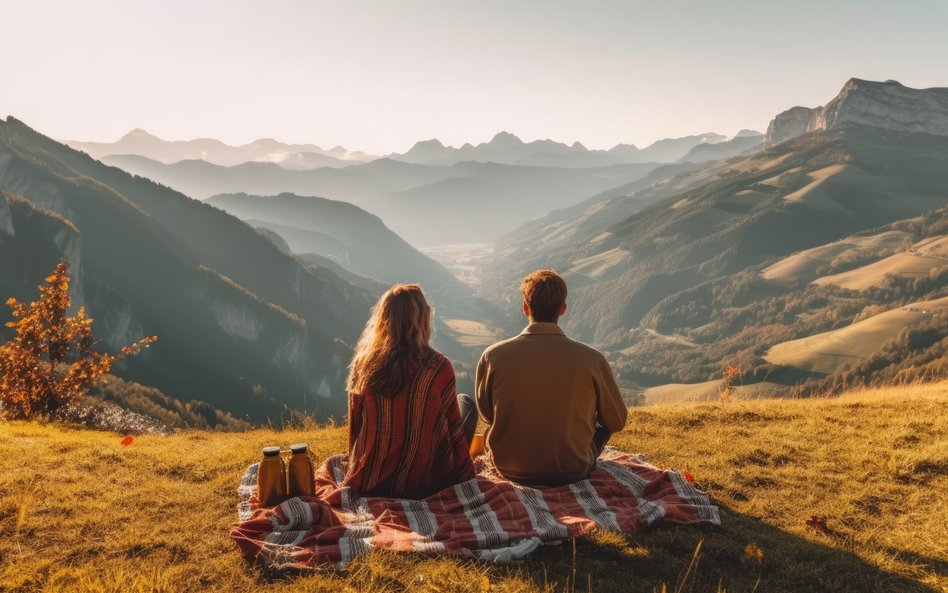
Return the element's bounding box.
[761,230,910,283]
[812,235,948,291]
[441,319,500,348]
[643,381,785,404]
[2,382,946,593]
[764,297,948,374]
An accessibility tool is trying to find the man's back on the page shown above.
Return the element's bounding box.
[476,322,627,485]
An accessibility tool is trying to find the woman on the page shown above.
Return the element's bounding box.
[343,284,477,499]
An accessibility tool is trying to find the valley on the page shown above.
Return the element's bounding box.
[2,78,947,426]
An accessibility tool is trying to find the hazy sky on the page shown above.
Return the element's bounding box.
[5,0,948,154]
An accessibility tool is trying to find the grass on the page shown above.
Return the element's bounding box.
[1,382,946,592]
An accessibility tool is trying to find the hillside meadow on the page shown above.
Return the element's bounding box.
[1,382,946,593]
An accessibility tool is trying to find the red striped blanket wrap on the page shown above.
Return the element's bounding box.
[231,448,720,569]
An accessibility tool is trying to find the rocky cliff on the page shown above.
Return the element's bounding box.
[765,79,948,146]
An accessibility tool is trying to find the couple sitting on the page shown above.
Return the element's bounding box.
[343,269,628,499]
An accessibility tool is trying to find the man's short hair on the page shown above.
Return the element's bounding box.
[521,269,568,323]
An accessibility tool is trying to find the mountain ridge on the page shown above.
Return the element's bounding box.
[389,130,729,167]
[1,117,376,421]
[765,78,948,146]
[66,129,375,169]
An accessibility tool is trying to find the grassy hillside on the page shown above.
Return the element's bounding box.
[764,297,948,374]
[2,382,945,593]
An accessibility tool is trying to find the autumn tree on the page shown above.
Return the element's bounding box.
[0,260,156,419]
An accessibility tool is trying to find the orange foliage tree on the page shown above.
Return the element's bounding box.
[0,260,156,419]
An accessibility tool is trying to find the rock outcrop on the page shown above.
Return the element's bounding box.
[765,79,948,146]
[765,106,816,146]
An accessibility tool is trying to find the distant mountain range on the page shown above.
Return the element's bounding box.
[387,130,746,167]
[677,130,763,162]
[68,126,767,246]
[101,154,665,245]
[100,155,457,203]
[67,128,375,169]
[68,127,758,171]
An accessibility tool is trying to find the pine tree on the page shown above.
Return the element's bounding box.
[0,260,156,419]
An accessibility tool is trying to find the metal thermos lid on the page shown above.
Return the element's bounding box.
[262,446,281,457]
[290,443,308,454]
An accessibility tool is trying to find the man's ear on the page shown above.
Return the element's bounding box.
[522,301,531,320]
[560,302,567,317]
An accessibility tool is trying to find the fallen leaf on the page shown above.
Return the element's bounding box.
[805,515,829,533]
[120,436,134,446]
[683,471,695,483]
[744,542,764,559]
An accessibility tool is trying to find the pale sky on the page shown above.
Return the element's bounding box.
[5,0,948,154]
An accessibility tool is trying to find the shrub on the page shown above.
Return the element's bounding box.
[0,260,156,419]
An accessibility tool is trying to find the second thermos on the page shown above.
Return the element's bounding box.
[286,443,315,497]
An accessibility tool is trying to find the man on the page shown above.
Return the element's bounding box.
[475,269,627,486]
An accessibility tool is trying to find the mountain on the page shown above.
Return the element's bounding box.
[102,154,663,245]
[0,191,82,307]
[204,192,460,294]
[389,131,726,168]
[630,133,728,163]
[1,117,376,422]
[479,86,948,395]
[203,192,507,395]
[678,131,763,162]
[764,78,948,146]
[66,129,374,168]
[492,161,709,268]
[100,154,457,203]
[377,161,664,245]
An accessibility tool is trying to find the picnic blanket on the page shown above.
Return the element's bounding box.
[231,448,720,570]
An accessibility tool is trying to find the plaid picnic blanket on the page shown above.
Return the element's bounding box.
[231,448,720,569]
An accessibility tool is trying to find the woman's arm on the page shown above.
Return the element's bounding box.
[347,391,364,453]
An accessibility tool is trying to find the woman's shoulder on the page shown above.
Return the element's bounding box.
[425,348,450,368]
[420,349,454,378]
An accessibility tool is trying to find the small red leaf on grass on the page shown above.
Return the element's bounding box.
[683,471,695,483]
[805,515,829,533]
[120,436,134,446]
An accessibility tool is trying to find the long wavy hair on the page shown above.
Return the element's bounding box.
[346,284,434,397]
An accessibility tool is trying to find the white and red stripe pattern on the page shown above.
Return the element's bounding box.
[231,448,720,569]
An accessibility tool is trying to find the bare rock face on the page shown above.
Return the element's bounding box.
[765,79,948,146]
[764,106,816,146]
[0,193,14,236]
